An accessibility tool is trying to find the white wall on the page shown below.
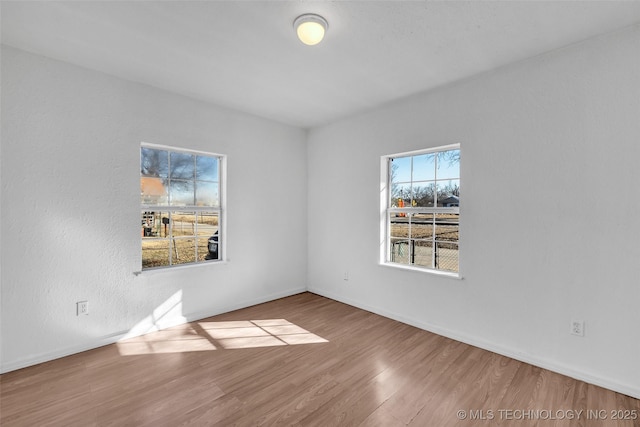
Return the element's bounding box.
[0,46,308,372]
[307,25,640,398]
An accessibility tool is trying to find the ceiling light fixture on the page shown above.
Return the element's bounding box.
[294,13,328,46]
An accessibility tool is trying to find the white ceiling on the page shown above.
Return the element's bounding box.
[3,1,640,128]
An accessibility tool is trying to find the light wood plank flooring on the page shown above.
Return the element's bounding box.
[1,292,639,426]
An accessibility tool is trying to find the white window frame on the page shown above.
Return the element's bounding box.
[380,143,460,278]
[140,142,226,271]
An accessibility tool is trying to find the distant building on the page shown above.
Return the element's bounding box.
[140,177,167,205]
[439,195,459,207]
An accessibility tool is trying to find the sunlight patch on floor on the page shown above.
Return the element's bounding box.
[200,318,328,349]
[117,318,327,355]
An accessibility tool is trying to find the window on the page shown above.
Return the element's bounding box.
[141,144,224,270]
[382,144,460,274]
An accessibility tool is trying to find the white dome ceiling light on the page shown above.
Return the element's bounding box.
[294,13,328,46]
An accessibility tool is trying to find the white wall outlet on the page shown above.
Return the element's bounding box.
[343,271,349,281]
[77,301,89,316]
[570,320,584,336]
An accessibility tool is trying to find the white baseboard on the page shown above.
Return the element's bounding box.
[0,287,306,374]
[308,287,640,400]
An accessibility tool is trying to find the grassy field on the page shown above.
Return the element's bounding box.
[390,213,459,241]
[172,213,218,225]
[142,238,213,268]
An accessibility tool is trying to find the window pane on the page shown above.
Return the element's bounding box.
[411,183,435,207]
[412,153,436,181]
[197,237,211,262]
[435,241,458,272]
[195,181,219,207]
[390,238,410,264]
[391,156,411,184]
[435,213,459,243]
[169,180,195,206]
[170,152,194,180]
[156,213,171,238]
[141,177,168,205]
[390,217,409,238]
[410,214,434,239]
[141,211,167,237]
[436,150,460,180]
[196,156,218,181]
[436,180,460,207]
[171,212,196,237]
[196,212,218,237]
[142,238,170,269]
[391,183,411,207]
[141,147,168,178]
[197,213,219,261]
[172,237,196,265]
[413,240,433,268]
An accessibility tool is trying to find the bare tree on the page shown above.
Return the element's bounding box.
[390,150,460,204]
[141,147,168,177]
[141,148,196,191]
[438,149,460,166]
[438,181,460,198]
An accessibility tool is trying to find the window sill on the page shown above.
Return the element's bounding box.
[134,259,228,276]
[380,262,463,280]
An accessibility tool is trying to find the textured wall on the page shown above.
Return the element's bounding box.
[1,46,308,371]
[307,25,640,398]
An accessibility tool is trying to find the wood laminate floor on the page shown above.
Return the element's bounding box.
[1,292,638,426]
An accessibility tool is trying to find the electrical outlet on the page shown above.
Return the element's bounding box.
[343,271,349,281]
[570,320,584,337]
[77,301,89,316]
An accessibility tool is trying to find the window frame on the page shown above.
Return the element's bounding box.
[140,142,226,271]
[380,144,461,278]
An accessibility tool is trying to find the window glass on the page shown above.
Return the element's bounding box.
[411,183,435,207]
[195,182,219,207]
[141,177,168,205]
[141,147,168,178]
[436,150,460,180]
[391,156,411,184]
[172,237,197,266]
[141,145,223,270]
[170,152,194,180]
[169,180,195,206]
[196,155,218,181]
[413,240,434,268]
[384,146,460,274]
[412,153,436,182]
[436,180,460,206]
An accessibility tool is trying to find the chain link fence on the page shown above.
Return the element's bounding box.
[390,240,458,272]
[389,213,459,272]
